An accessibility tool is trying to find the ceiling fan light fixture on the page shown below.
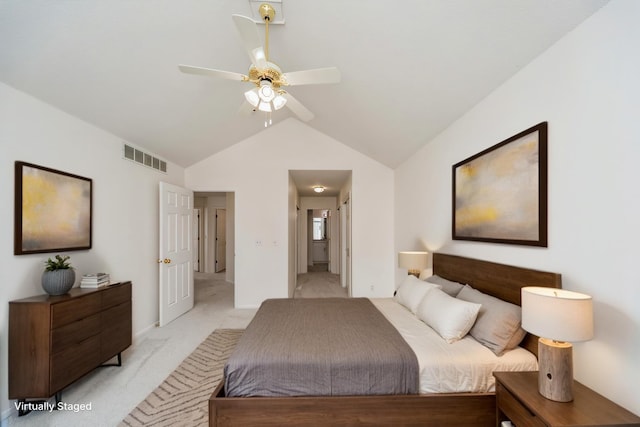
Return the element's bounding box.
[258,81,275,102]
[244,88,260,107]
[272,93,287,110]
[258,100,272,112]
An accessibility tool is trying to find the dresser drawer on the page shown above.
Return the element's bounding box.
[497,382,547,427]
[51,293,101,328]
[102,283,131,310]
[50,334,101,392]
[101,301,132,360]
[51,313,101,355]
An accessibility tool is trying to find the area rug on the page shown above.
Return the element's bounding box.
[120,329,243,427]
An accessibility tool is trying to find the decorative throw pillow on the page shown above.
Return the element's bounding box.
[424,275,465,297]
[416,288,481,343]
[394,275,441,314]
[456,285,527,356]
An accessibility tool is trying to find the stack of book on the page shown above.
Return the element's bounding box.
[81,273,110,288]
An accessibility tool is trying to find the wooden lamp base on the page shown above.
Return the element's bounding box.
[538,338,574,402]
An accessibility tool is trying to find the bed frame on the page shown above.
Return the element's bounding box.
[209,253,561,426]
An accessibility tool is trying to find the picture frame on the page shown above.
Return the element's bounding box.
[15,161,92,255]
[452,122,548,247]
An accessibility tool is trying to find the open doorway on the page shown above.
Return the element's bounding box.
[289,170,352,298]
[308,209,330,272]
[193,192,235,284]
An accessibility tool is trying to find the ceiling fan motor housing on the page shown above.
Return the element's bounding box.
[248,63,285,88]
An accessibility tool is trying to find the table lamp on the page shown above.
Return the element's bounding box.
[521,287,594,402]
[398,251,429,278]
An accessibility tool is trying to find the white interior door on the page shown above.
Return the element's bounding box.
[215,209,226,272]
[159,182,194,327]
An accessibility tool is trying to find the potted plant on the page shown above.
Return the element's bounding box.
[42,255,76,295]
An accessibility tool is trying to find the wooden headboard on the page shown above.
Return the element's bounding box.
[432,253,562,356]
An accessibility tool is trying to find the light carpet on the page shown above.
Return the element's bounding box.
[120,329,242,427]
[294,271,347,298]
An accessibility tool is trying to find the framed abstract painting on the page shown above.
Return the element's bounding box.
[452,122,548,247]
[15,161,92,255]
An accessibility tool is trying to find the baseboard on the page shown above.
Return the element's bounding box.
[133,321,158,343]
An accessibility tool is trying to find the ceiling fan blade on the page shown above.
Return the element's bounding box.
[231,14,268,69]
[178,64,246,81]
[283,67,341,86]
[282,92,314,122]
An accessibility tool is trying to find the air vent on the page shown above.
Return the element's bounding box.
[123,144,167,173]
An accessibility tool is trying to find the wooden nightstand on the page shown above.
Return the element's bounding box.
[494,371,640,427]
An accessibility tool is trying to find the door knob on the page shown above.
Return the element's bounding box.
[164,258,171,264]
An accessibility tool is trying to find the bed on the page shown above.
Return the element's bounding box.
[209,253,562,426]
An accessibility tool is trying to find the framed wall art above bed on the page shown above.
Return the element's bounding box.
[14,161,92,255]
[452,122,548,247]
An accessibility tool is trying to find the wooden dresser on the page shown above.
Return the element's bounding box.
[9,281,132,402]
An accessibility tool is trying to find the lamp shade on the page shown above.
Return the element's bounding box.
[398,251,429,271]
[521,287,594,342]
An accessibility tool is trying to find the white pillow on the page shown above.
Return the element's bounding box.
[416,288,482,343]
[394,275,441,314]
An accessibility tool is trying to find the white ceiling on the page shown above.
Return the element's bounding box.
[0,0,608,169]
[290,170,351,197]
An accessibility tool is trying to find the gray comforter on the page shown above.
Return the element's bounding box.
[224,298,419,397]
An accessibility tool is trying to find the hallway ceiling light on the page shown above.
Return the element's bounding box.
[313,185,325,193]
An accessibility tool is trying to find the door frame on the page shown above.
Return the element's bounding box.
[193,208,202,272]
[215,208,226,272]
[340,195,352,296]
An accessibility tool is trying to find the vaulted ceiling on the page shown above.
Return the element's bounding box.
[0,1,608,169]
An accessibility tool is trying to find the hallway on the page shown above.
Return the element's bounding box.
[294,267,347,298]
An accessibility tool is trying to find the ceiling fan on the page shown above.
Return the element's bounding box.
[178,3,340,125]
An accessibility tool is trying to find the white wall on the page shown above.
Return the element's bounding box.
[394,0,639,415]
[0,82,184,418]
[185,118,395,308]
